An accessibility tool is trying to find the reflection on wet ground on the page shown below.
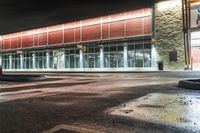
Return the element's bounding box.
[109,91,200,133]
[0,72,200,133]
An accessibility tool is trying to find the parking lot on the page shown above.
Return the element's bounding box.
[0,72,200,133]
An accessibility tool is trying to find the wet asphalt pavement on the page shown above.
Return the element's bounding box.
[0,71,200,133]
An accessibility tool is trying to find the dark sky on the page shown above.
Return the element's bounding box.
[0,0,155,35]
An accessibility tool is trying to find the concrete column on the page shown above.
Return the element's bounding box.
[60,50,65,68]
[100,46,104,68]
[124,44,128,68]
[46,51,50,69]
[32,52,36,69]
[20,54,23,69]
[151,44,159,69]
[9,55,12,69]
[80,49,83,68]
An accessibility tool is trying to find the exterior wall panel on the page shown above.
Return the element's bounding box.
[10,38,18,49]
[34,33,48,46]
[3,39,10,50]
[22,36,34,48]
[126,18,143,36]
[110,21,125,38]
[64,29,75,43]
[48,31,63,45]
[144,17,151,35]
[82,25,101,41]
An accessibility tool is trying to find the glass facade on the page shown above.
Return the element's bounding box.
[2,55,10,69]
[23,53,33,69]
[12,54,21,69]
[65,49,80,68]
[104,45,124,68]
[84,47,100,68]
[128,43,151,68]
[1,42,152,71]
[35,51,47,69]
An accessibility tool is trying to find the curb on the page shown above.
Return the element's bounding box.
[0,75,46,82]
[178,79,200,90]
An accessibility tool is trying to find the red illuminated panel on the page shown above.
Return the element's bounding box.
[48,24,63,31]
[143,8,152,16]
[126,9,143,19]
[64,29,75,43]
[126,18,143,36]
[102,16,109,39]
[110,13,125,22]
[64,22,74,29]
[110,21,125,38]
[102,23,109,39]
[143,17,151,35]
[34,33,47,46]
[75,28,81,42]
[82,25,101,41]
[11,38,18,49]
[48,30,63,45]
[3,39,10,50]
[82,18,101,27]
[22,36,33,48]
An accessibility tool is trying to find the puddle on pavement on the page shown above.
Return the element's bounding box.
[108,92,200,132]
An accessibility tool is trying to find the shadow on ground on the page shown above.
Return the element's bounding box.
[0,81,190,133]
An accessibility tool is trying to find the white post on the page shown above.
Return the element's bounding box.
[9,55,12,69]
[46,51,50,69]
[151,44,158,69]
[124,44,128,68]
[80,49,83,68]
[20,54,23,69]
[60,49,65,69]
[32,52,36,69]
[100,46,104,68]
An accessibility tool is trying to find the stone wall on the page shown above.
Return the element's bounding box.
[154,0,185,70]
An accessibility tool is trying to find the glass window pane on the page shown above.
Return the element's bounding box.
[104,53,110,68]
[144,44,151,49]
[104,47,109,52]
[128,51,135,67]
[110,46,117,52]
[118,52,124,68]
[110,53,117,68]
[144,51,151,67]
[118,46,124,51]
[128,45,135,50]
[135,44,143,50]
[135,51,143,67]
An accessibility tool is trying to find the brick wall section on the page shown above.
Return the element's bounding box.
[155,0,185,70]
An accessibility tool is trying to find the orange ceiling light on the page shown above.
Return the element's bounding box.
[190,0,200,3]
